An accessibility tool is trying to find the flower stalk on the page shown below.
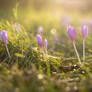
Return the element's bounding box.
[81,25,88,63]
[83,40,85,62]
[5,44,11,58]
[73,41,81,64]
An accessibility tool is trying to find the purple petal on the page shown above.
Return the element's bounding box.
[67,25,77,41]
[44,39,47,50]
[81,25,88,39]
[14,23,17,29]
[14,23,20,33]
[1,30,8,44]
[53,35,57,41]
[36,34,42,48]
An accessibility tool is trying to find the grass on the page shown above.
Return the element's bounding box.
[0,6,92,92]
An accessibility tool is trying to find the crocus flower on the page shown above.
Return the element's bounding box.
[38,26,43,35]
[67,25,81,64]
[14,23,17,29]
[36,34,42,48]
[44,39,47,50]
[14,23,20,33]
[0,30,11,58]
[67,25,77,41]
[81,25,88,40]
[44,39,48,57]
[53,35,57,41]
[81,25,88,62]
[1,30,8,44]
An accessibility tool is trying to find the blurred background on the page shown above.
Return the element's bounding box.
[0,0,92,12]
[0,0,92,18]
[0,0,92,22]
[0,0,92,55]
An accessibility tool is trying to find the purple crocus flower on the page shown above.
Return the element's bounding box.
[0,30,11,58]
[53,35,57,41]
[14,23,20,33]
[67,25,81,64]
[44,39,47,50]
[14,23,17,29]
[67,25,77,41]
[38,26,43,35]
[81,25,88,40]
[36,34,42,48]
[1,30,8,44]
[81,25,88,63]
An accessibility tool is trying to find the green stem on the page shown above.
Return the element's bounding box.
[73,41,81,64]
[83,40,85,62]
[5,44,11,59]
